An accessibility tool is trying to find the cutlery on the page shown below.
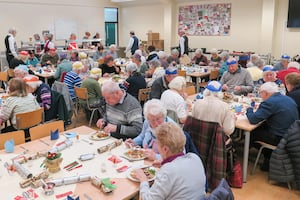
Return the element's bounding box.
[82,139,93,145]
[20,146,29,152]
[39,139,50,146]
[119,155,133,162]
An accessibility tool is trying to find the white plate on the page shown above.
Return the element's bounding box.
[123,149,146,161]
[126,166,156,182]
[64,132,77,138]
[89,132,111,141]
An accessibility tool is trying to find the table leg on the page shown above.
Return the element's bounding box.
[196,77,200,93]
[243,130,250,182]
[44,78,48,85]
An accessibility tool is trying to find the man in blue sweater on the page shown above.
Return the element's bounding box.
[246,82,298,170]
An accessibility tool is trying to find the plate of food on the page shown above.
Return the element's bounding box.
[123,148,146,161]
[126,166,156,182]
[90,131,110,141]
[223,92,234,103]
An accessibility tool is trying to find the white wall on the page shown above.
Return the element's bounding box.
[0,0,117,51]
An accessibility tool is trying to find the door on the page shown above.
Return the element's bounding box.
[105,22,117,46]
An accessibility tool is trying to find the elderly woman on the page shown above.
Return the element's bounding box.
[192,48,208,66]
[131,53,148,76]
[14,65,29,78]
[218,51,230,78]
[146,59,164,87]
[124,63,146,99]
[125,99,174,161]
[64,61,83,101]
[134,122,206,200]
[0,78,40,132]
[160,76,191,124]
[167,49,180,64]
[257,65,282,86]
[192,81,235,136]
[93,45,105,61]
[23,75,53,121]
[105,44,118,59]
[99,55,120,77]
[81,68,102,104]
[285,72,300,117]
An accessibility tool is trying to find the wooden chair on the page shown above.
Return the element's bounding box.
[7,68,15,78]
[74,87,100,126]
[178,70,186,77]
[29,120,64,141]
[138,88,151,104]
[0,130,25,150]
[183,86,196,96]
[199,69,220,88]
[16,108,44,130]
[0,71,8,92]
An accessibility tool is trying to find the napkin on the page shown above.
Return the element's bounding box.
[101,178,117,190]
[67,195,80,200]
[4,139,14,153]
[50,129,59,140]
[108,155,122,164]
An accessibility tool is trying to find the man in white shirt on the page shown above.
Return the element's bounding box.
[178,30,188,57]
[125,31,139,56]
[4,28,18,65]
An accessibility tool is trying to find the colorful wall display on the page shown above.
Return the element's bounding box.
[178,3,231,36]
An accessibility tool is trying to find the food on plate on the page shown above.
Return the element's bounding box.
[125,148,145,159]
[96,130,109,138]
[130,167,156,180]
[223,92,234,102]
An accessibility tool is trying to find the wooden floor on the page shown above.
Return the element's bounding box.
[69,111,300,200]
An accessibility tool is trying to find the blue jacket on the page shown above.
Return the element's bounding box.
[246,92,299,137]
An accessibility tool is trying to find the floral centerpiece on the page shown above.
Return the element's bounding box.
[43,152,63,173]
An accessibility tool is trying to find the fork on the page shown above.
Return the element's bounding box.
[82,139,93,145]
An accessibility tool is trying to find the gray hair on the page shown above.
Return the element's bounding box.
[8,28,16,34]
[126,63,138,73]
[143,99,167,119]
[171,49,179,56]
[288,61,300,70]
[109,44,116,49]
[220,51,229,61]
[260,82,279,93]
[168,76,186,91]
[157,51,168,59]
[195,48,203,54]
[148,59,161,68]
[101,79,121,94]
[255,59,265,68]
[46,33,53,41]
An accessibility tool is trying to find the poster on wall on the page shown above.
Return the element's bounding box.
[178,3,231,36]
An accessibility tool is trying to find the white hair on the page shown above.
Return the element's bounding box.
[101,79,121,93]
[260,82,279,93]
[109,44,116,49]
[203,89,223,99]
[143,99,167,119]
[148,59,161,68]
[210,48,218,54]
[220,51,229,60]
[8,28,16,34]
[157,51,168,59]
[195,48,203,54]
[168,76,186,91]
[288,61,300,70]
[171,49,179,55]
[126,63,138,73]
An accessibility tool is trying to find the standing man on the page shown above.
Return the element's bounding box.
[178,30,188,57]
[5,28,18,65]
[125,31,139,56]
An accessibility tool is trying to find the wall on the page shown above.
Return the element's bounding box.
[0,0,117,51]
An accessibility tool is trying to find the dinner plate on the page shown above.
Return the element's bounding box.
[126,166,156,182]
[123,149,146,161]
[90,131,111,141]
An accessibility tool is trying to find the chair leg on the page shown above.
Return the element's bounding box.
[251,146,264,175]
[89,109,97,127]
[287,182,292,190]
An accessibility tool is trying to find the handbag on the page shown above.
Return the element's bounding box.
[227,160,243,188]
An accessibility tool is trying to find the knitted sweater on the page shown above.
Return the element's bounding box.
[81,77,102,104]
[106,93,143,139]
[220,66,254,95]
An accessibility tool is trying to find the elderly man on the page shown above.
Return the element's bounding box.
[246,82,298,170]
[167,49,180,64]
[220,57,254,95]
[40,48,59,67]
[192,81,235,136]
[257,65,282,85]
[277,61,300,85]
[125,31,139,56]
[54,53,72,81]
[124,63,146,99]
[64,61,83,101]
[274,54,290,71]
[149,66,178,99]
[96,79,143,139]
[178,30,189,57]
[5,28,17,65]
[131,53,148,76]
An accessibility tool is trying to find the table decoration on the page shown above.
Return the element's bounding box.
[91,176,117,193]
[13,160,32,179]
[50,174,91,186]
[49,139,73,153]
[97,139,122,154]
[19,171,49,188]
[43,152,63,173]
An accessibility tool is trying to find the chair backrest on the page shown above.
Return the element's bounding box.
[60,71,67,82]
[29,120,64,141]
[138,88,151,103]
[0,71,8,82]
[52,81,73,112]
[0,130,25,150]
[178,70,186,77]
[16,107,44,130]
[74,87,88,100]
[183,116,227,190]
[183,86,196,96]
[209,69,219,80]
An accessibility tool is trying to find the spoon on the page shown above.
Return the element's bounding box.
[82,139,93,145]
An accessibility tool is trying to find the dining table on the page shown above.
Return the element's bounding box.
[0,126,151,200]
[187,94,261,183]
